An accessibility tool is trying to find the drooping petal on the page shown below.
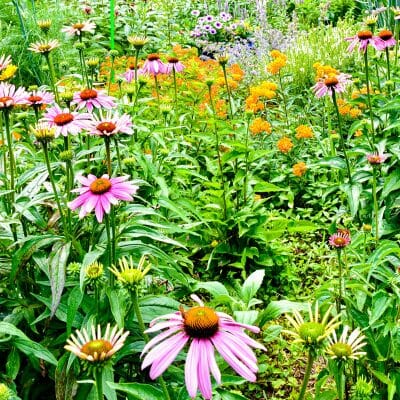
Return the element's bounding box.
[185,339,200,398]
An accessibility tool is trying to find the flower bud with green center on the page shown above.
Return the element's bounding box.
[109,255,150,290]
[85,261,104,286]
[37,19,52,33]
[0,384,12,400]
[74,42,86,51]
[30,122,56,143]
[86,57,99,69]
[329,342,352,359]
[123,157,136,167]
[109,50,119,59]
[67,261,81,276]
[299,322,326,344]
[350,376,373,399]
[127,36,149,50]
[60,91,74,104]
[160,103,173,116]
[59,150,74,162]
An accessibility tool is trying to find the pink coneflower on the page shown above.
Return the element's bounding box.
[62,21,96,36]
[345,30,381,53]
[122,65,143,83]
[0,55,12,71]
[43,104,91,137]
[88,111,133,136]
[142,54,167,75]
[312,73,352,98]
[0,82,28,109]
[367,152,389,164]
[71,88,116,112]
[329,231,351,248]
[141,294,265,400]
[375,29,397,50]
[65,323,129,363]
[166,57,185,74]
[68,174,138,222]
[26,89,55,107]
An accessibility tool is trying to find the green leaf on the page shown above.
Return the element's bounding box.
[287,220,318,233]
[315,157,346,169]
[370,291,392,326]
[66,286,83,336]
[106,288,128,329]
[195,281,230,298]
[80,247,104,290]
[107,382,164,400]
[217,389,248,400]
[341,183,362,218]
[6,347,20,380]
[382,169,400,198]
[258,300,308,326]
[233,310,258,325]
[240,270,265,305]
[138,296,181,323]
[253,182,284,192]
[50,242,71,317]
[263,325,283,342]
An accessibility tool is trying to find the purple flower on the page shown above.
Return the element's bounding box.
[204,24,212,31]
[329,231,351,248]
[367,152,389,164]
[43,105,91,137]
[88,111,133,136]
[62,21,96,37]
[71,88,116,112]
[0,82,28,109]
[214,21,223,29]
[191,9,200,17]
[166,57,185,74]
[209,28,217,35]
[141,295,265,400]
[68,174,138,222]
[345,30,382,53]
[205,15,214,22]
[312,73,352,98]
[142,54,167,76]
[122,66,143,83]
[26,89,55,106]
[374,29,397,50]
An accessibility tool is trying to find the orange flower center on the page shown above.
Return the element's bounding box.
[324,76,339,87]
[28,95,43,103]
[167,57,179,63]
[73,23,85,30]
[80,89,98,100]
[182,306,219,339]
[368,155,380,163]
[357,30,373,40]
[379,30,393,41]
[0,96,13,105]
[89,178,112,194]
[81,339,113,357]
[38,44,52,52]
[333,237,346,246]
[96,122,116,133]
[147,53,160,61]
[53,113,74,126]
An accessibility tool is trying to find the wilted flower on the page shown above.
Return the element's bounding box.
[65,323,129,363]
[141,294,265,400]
[68,174,138,222]
[42,105,91,137]
[62,21,96,36]
[28,39,60,54]
[283,303,341,347]
[326,326,367,361]
[71,88,116,112]
[110,255,151,289]
[345,30,381,53]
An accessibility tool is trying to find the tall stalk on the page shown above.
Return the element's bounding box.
[94,368,103,400]
[298,351,314,400]
[371,166,379,242]
[44,52,60,104]
[363,49,375,144]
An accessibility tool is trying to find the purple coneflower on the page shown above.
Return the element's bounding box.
[141,294,265,400]
[88,111,133,136]
[367,152,389,164]
[71,88,116,112]
[375,29,397,50]
[62,21,96,36]
[345,30,381,53]
[166,57,185,74]
[191,9,200,17]
[65,323,129,362]
[122,65,143,83]
[43,105,91,137]
[26,89,55,107]
[68,174,138,222]
[0,55,12,71]
[141,54,167,75]
[312,73,352,98]
[329,231,351,248]
[0,82,28,109]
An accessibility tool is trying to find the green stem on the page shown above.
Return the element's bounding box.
[94,368,104,400]
[337,249,343,316]
[395,22,399,69]
[104,136,112,176]
[3,110,15,206]
[110,0,115,51]
[385,47,391,82]
[331,91,352,184]
[364,49,375,144]
[221,64,233,119]
[134,48,140,91]
[372,166,379,242]
[154,74,160,105]
[172,67,178,107]
[337,361,345,400]
[45,52,59,104]
[104,214,112,278]
[278,70,289,129]
[132,290,171,400]
[243,117,250,206]
[297,351,314,400]
[113,137,123,175]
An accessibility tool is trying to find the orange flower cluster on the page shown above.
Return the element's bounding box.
[337,99,362,119]
[313,62,338,81]
[292,162,307,177]
[277,137,293,153]
[250,117,271,135]
[295,125,314,139]
[245,81,277,112]
[266,50,287,75]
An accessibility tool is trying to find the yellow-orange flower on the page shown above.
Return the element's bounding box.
[250,117,272,135]
[295,125,313,139]
[293,162,307,177]
[277,137,293,153]
[0,65,18,81]
[245,94,264,113]
[313,62,339,82]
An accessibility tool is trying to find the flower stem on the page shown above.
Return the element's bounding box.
[104,136,112,176]
[242,116,250,206]
[297,351,314,400]
[154,74,160,105]
[172,67,178,107]
[278,70,289,129]
[331,91,352,184]
[94,368,104,400]
[44,53,59,104]
[221,64,233,119]
[104,213,112,277]
[372,166,379,242]
[385,47,391,82]
[337,361,345,400]
[337,249,344,316]
[363,49,375,144]
[113,137,123,175]
[134,48,140,91]
[132,290,171,400]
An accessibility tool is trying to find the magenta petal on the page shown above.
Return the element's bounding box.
[197,340,212,399]
[185,339,200,398]
[95,201,105,222]
[204,339,221,384]
[141,326,182,356]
